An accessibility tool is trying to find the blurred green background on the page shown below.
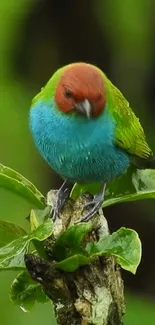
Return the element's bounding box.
[0,0,155,324]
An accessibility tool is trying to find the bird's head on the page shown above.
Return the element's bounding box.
[54,63,106,118]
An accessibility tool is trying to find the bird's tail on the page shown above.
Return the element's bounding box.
[133,155,155,169]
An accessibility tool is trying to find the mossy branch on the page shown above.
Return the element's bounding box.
[25,191,125,325]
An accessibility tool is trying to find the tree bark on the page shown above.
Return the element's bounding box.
[25,191,125,325]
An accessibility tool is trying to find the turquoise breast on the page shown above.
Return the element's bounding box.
[29,99,130,183]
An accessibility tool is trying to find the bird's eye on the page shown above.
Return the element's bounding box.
[64,89,73,98]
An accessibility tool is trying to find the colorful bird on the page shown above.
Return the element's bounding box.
[29,62,153,222]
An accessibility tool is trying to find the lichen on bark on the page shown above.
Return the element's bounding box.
[25,191,125,325]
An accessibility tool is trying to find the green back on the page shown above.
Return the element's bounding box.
[103,74,152,159]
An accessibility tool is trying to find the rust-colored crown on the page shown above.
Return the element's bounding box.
[55,63,106,117]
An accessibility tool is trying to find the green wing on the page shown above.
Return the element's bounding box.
[105,77,152,159]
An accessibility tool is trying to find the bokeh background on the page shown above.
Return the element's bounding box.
[0,0,155,324]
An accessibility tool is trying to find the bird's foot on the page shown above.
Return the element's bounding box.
[51,181,71,221]
[76,183,106,223]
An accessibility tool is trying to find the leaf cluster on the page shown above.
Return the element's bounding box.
[1,163,154,311]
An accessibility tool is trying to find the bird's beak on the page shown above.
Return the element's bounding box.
[75,99,92,118]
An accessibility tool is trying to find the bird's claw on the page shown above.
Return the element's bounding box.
[49,181,71,221]
[77,200,102,223]
[81,192,103,210]
[51,207,59,221]
[76,183,106,223]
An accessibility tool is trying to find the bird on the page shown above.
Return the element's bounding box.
[29,62,154,222]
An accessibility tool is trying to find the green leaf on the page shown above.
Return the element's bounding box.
[28,207,51,231]
[71,166,155,208]
[55,227,141,274]
[0,220,53,270]
[10,271,49,312]
[103,167,155,208]
[86,227,142,274]
[53,223,92,261]
[0,220,26,248]
[0,163,45,209]
[56,254,90,272]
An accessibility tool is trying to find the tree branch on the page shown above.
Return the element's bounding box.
[25,191,125,325]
